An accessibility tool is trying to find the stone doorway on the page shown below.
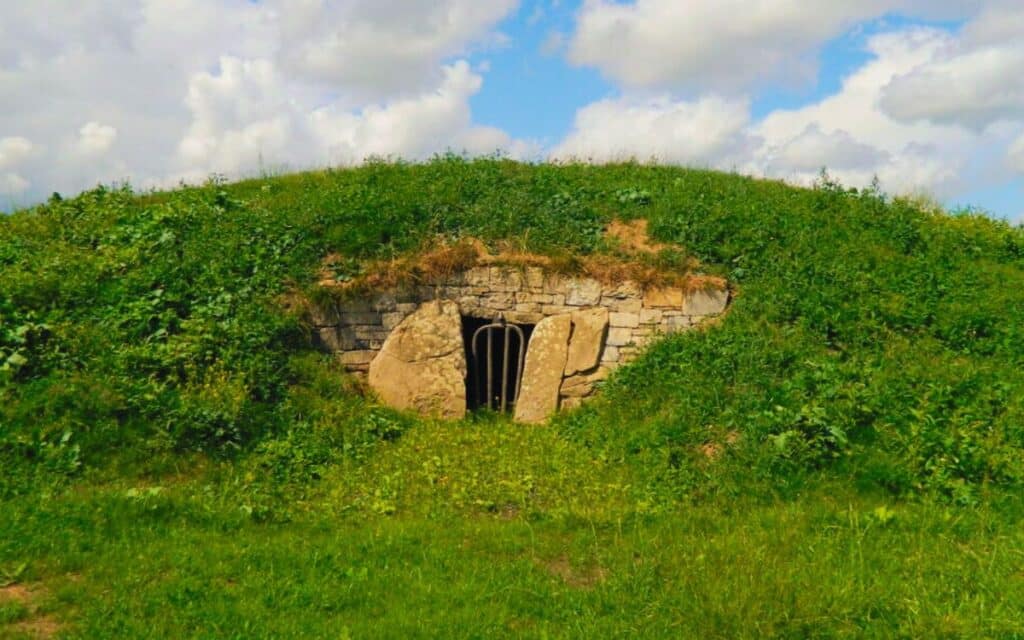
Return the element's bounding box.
[462,316,534,413]
[311,263,730,422]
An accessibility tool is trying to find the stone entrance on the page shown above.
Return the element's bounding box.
[310,265,729,422]
[462,316,533,414]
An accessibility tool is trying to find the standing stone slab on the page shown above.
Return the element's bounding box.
[514,314,572,423]
[368,301,467,419]
[564,308,609,376]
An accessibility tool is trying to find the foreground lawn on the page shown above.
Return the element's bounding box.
[3,419,1023,639]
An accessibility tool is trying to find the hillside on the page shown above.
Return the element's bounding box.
[3,159,1024,637]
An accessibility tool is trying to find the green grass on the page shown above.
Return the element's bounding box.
[3,421,1024,638]
[3,159,1024,636]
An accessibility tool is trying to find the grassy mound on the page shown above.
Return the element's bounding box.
[3,159,1024,636]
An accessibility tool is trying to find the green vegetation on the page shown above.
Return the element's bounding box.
[2,159,1024,637]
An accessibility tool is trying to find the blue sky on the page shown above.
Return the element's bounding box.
[470,0,611,145]
[1,1,1022,220]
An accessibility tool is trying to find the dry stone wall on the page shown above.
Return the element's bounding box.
[311,265,729,420]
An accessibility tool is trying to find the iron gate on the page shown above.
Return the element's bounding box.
[470,317,527,412]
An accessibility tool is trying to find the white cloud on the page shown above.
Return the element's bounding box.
[272,0,517,99]
[0,137,35,169]
[177,57,297,175]
[567,0,979,93]
[77,122,118,155]
[0,173,30,195]
[766,125,889,173]
[552,95,756,165]
[172,57,533,184]
[309,61,533,164]
[880,46,1024,131]
[0,0,525,204]
[880,4,1024,131]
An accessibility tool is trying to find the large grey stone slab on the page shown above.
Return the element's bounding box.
[368,300,467,419]
[514,314,572,423]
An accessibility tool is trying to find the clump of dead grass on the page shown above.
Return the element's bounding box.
[317,237,483,296]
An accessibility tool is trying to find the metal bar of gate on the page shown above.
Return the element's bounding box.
[472,320,526,412]
[507,324,525,409]
[513,324,526,405]
[486,328,493,410]
[500,327,511,413]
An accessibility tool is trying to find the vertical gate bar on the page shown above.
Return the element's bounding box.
[471,327,484,410]
[500,326,511,413]
[473,327,481,407]
[508,325,525,407]
[478,335,485,410]
[486,327,494,410]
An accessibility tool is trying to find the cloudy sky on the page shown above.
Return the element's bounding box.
[2,1,1023,219]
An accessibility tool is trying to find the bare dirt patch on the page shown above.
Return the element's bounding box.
[11,616,62,639]
[0,584,35,605]
[499,504,521,520]
[699,430,742,460]
[605,218,669,254]
[1,583,63,639]
[541,555,608,589]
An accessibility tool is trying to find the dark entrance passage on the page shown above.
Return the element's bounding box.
[462,316,533,413]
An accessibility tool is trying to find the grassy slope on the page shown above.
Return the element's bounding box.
[2,159,1024,637]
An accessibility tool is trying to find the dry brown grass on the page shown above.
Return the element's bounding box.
[313,226,723,300]
[685,273,729,294]
[317,237,482,296]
